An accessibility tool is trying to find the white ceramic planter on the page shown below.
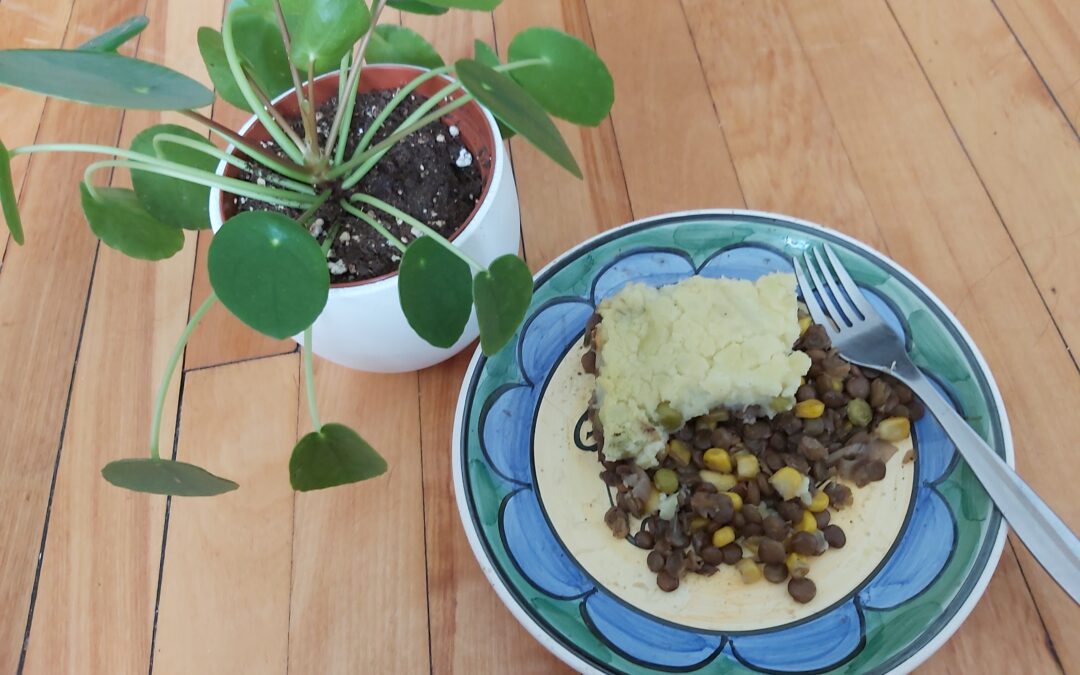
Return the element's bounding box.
[208,67,521,373]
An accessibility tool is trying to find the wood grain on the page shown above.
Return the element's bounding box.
[153,354,298,675]
[784,1,1075,670]
[0,0,156,670]
[585,0,745,216]
[19,0,219,670]
[890,0,1080,359]
[994,0,1080,130]
[682,0,884,249]
[287,361,429,674]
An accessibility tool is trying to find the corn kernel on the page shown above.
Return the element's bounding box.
[736,454,760,480]
[794,399,825,419]
[808,491,830,513]
[795,509,818,533]
[877,416,911,442]
[666,439,693,466]
[712,526,736,548]
[722,491,744,512]
[703,448,732,473]
[799,315,812,335]
[786,552,810,579]
[736,558,762,584]
[644,488,659,515]
[699,470,737,492]
[691,516,708,532]
[769,466,805,501]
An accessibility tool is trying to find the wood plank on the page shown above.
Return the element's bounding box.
[584,0,744,216]
[890,0,1080,359]
[287,362,429,674]
[783,3,1076,670]
[0,0,76,266]
[995,0,1080,130]
[886,2,1080,667]
[153,354,298,675]
[494,0,632,270]
[682,0,884,249]
[0,0,159,670]
[19,0,219,670]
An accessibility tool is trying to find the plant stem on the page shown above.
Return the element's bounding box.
[320,220,343,255]
[83,160,317,208]
[221,12,307,165]
[322,0,388,157]
[271,0,309,120]
[330,94,473,184]
[339,200,406,252]
[350,193,480,269]
[150,292,217,459]
[179,110,311,182]
[302,60,322,161]
[329,53,362,165]
[150,135,316,194]
[351,66,452,160]
[247,72,310,156]
[297,190,332,225]
[303,327,322,432]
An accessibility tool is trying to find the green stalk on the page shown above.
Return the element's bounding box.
[339,200,406,252]
[297,190,333,225]
[151,134,315,194]
[331,54,363,165]
[350,193,479,269]
[351,66,452,159]
[320,221,343,255]
[83,160,316,208]
[303,327,322,431]
[190,119,314,183]
[322,0,388,160]
[330,94,473,185]
[150,292,217,459]
[222,12,307,165]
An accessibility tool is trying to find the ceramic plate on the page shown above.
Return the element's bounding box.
[452,211,1011,674]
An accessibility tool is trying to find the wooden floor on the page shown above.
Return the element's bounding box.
[1,0,1078,672]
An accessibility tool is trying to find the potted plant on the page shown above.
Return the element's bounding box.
[0,0,613,496]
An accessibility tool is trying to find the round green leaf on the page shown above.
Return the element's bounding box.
[286,0,370,72]
[0,50,215,110]
[208,210,329,339]
[454,58,580,177]
[473,254,532,355]
[0,137,23,245]
[80,184,185,260]
[290,423,387,491]
[398,236,473,348]
[130,124,218,230]
[473,40,515,140]
[387,0,449,15]
[198,27,252,111]
[507,28,613,127]
[367,25,444,70]
[418,0,501,9]
[102,458,238,496]
[78,15,149,53]
[226,6,295,98]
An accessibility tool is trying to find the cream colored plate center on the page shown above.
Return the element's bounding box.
[533,342,915,632]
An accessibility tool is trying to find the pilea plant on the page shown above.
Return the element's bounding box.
[0,0,613,495]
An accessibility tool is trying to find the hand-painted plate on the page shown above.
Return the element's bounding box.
[452,211,1011,674]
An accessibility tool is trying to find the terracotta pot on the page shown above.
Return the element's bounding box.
[208,65,520,372]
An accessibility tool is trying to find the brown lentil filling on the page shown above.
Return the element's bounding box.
[584,311,922,604]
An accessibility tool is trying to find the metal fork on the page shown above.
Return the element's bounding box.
[794,244,1080,604]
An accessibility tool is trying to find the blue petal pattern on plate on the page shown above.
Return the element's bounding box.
[485,245,960,672]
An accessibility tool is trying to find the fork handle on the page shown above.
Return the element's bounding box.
[897,366,1080,605]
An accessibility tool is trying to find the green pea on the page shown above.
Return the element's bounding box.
[655,401,683,430]
[653,468,679,494]
[847,398,873,427]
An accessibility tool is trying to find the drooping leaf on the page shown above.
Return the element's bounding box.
[387,0,449,15]
[79,184,185,260]
[473,40,515,140]
[454,58,580,177]
[398,236,473,348]
[198,27,252,111]
[507,28,613,126]
[0,137,23,245]
[473,254,532,355]
[130,124,218,230]
[102,458,238,496]
[290,423,387,491]
[366,25,444,70]
[77,15,150,53]
[208,210,329,339]
[417,0,502,9]
[286,0,370,73]
[226,6,295,98]
[0,50,215,110]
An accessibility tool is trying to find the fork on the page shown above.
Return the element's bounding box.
[794,244,1080,605]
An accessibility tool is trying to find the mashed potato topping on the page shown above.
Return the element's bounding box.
[593,273,811,467]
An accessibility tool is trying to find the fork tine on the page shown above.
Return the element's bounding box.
[803,251,850,328]
[813,248,858,326]
[793,257,834,337]
[823,244,873,318]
